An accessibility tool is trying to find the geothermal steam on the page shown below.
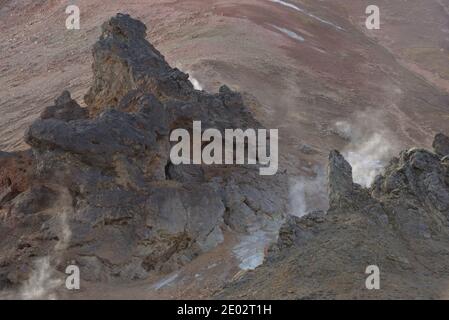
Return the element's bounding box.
[188,72,203,91]
[289,168,328,217]
[20,188,73,300]
[289,111,399,217]
[333,112,399,187]
[20,257,62,300]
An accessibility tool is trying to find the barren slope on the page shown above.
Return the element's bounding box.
[1,0,448,171]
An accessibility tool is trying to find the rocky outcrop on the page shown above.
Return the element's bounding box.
[372,146,449,218]
[83,14,189,115]
[327,150,373,212]
[40,91,88,122]
[433,133,449,158]
[327,150,353,207]
[219,134,449,299]
[0,150,33,207]
[0,14,287,292]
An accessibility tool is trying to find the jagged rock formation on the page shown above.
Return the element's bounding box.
[0,151,33,207]
[219,134,449,299]
[83,14,258,132]
[84,14,192,116]
[1,13,448,300]
[0,14,287,293]
[433,133,449,159]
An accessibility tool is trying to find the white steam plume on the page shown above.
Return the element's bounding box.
[188,72,203,91]
[173,63,204,91]
[344,132,394,187]
[190,77,203,91]
[20,187,73,300]
[20,257,62,300]
[332,111,399,187]
[288,111,398,219]
[289,167,329,217]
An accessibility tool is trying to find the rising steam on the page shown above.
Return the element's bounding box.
[344,132,395,187]
[20,257,62,300]
[190,77,203,91]
[188,72,203,91]
[333,111,399,187]
[289,111,398,218]
[19,187,73,300]
[289,167,328,217]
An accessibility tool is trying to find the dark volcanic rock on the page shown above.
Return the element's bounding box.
[0,150,33,207]
[0,14,287,290]
[327,150,353,207]
[83,15,259,131]
[433,133,449,158]
[84,13,193,116]
[219,137,449,300]
[327,150,372,212]
[40,91,88,122]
